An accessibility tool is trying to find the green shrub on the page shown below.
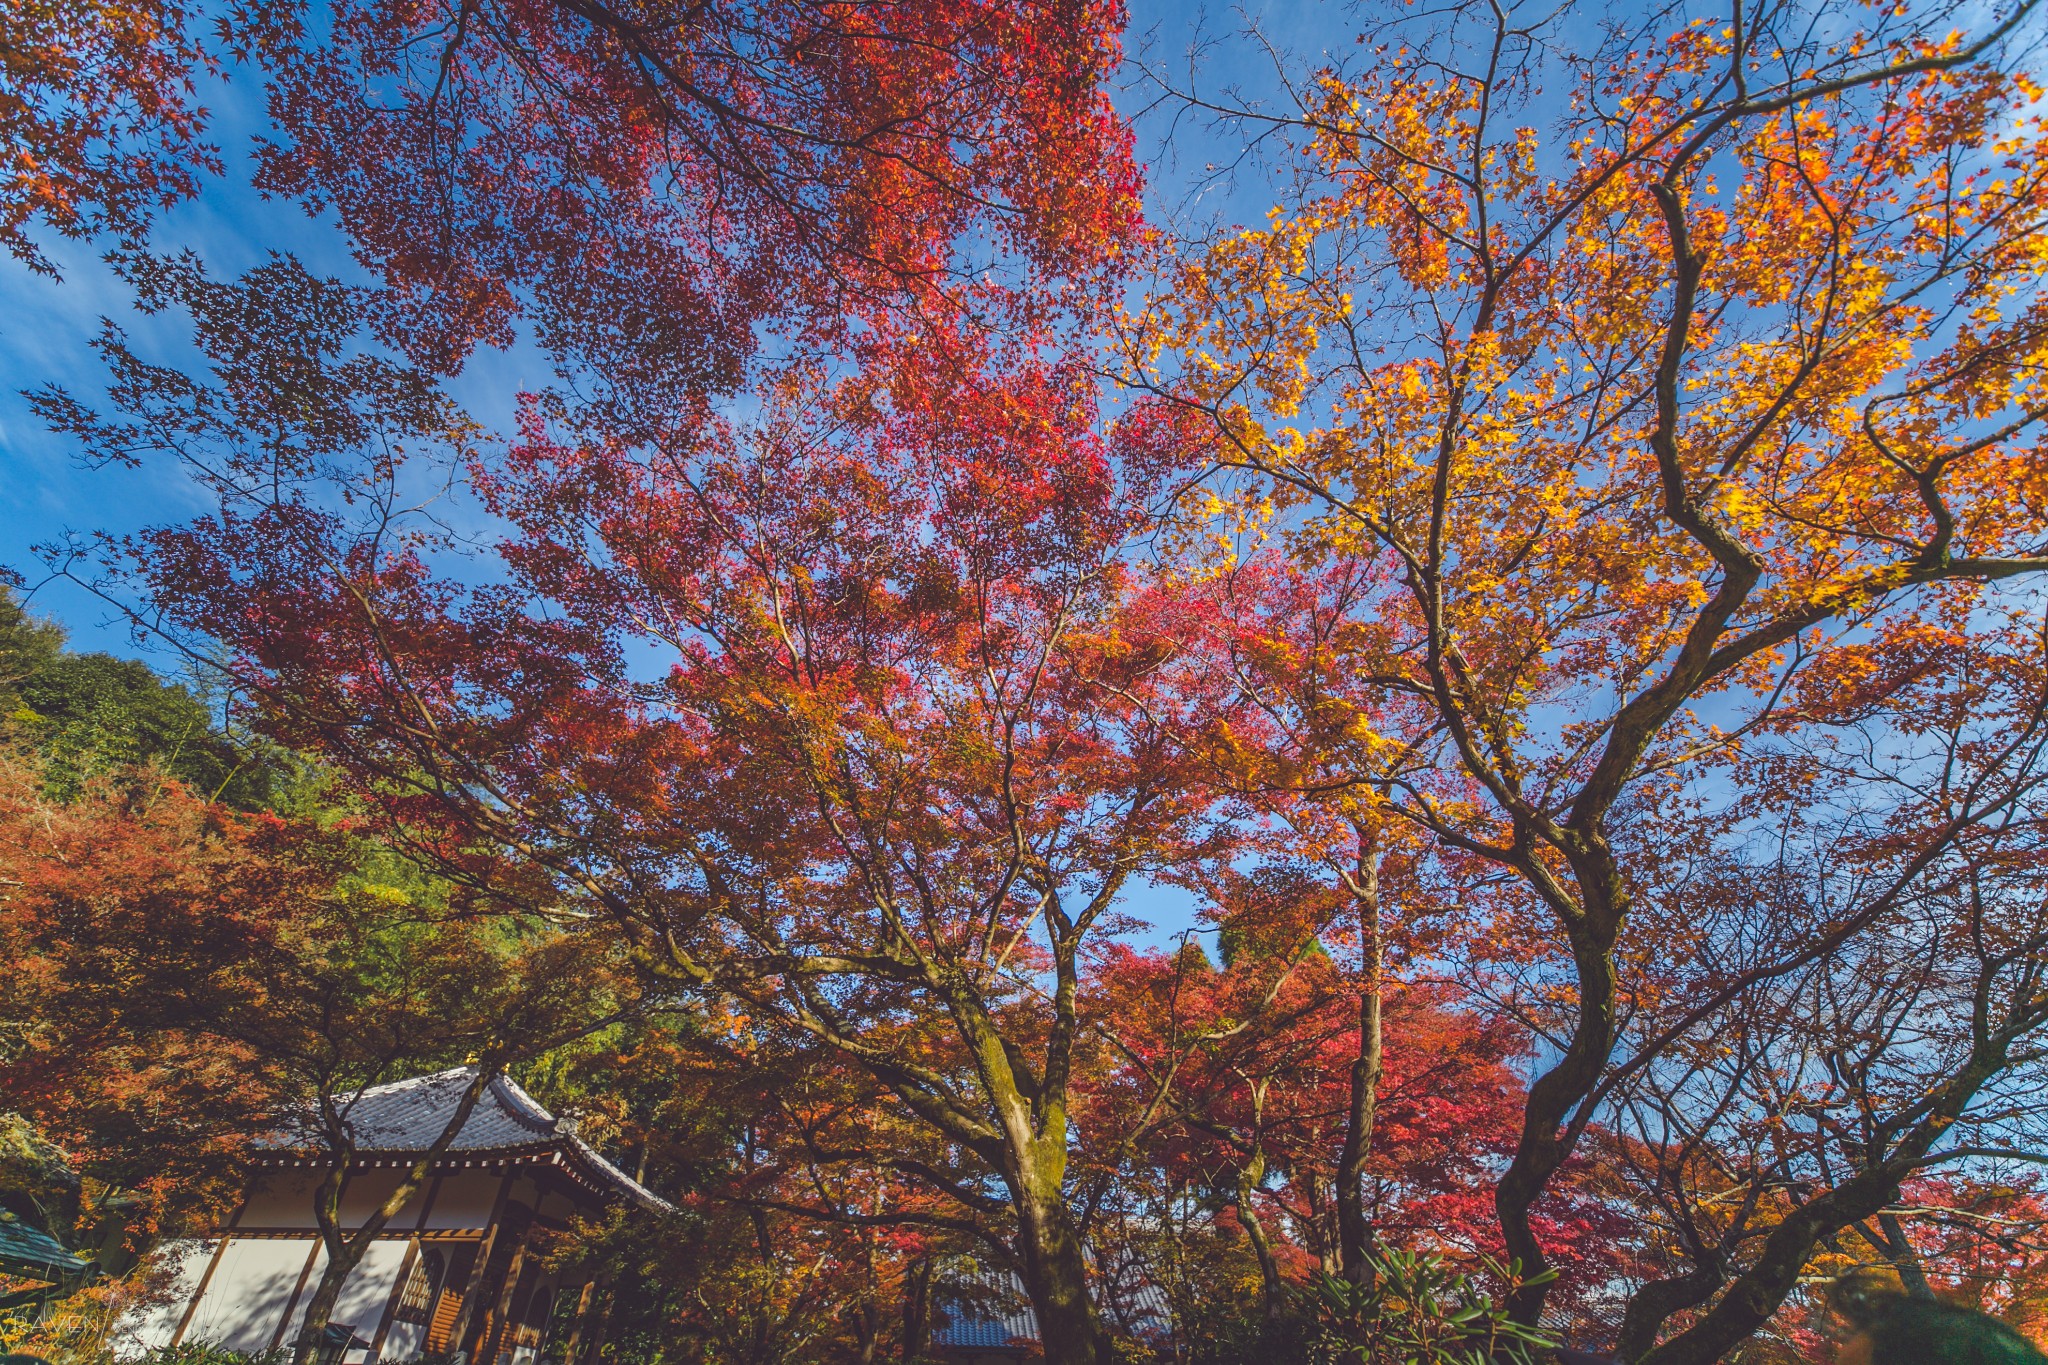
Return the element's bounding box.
[1306,1248,1559,1365]
[132,1344,283,1365]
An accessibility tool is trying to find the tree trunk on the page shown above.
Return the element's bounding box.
[292,1068,497,1365]
[748,1201,776,1361]
[852,1236,881,1365]
[1015,1180,1106,1365]
[1631,1166,1903,1365]
[1235,1150,1285,1325]
[1628,1010,2048,1365]
[901,1256,933,1362]
[1296,1175,1339,1276]
[292,1160,360,1365]
[1336,827,1385,1287]
[1613,1259,1723,1362]
[1496,922,1620,1326]
[1871,1212,1935,1299]
[292,1258,352,1365]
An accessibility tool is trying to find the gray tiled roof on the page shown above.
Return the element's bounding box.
[0,1211,91,1279]
[260,1067,671,1212]
[270,1068,554,1153]
[931,1271,1038,1353]
[930,1267,1173,1354]
[932,1316,1037,1351]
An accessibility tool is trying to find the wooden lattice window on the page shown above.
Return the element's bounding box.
[393,1247,446,1325]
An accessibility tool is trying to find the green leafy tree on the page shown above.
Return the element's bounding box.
[0,589,280,808]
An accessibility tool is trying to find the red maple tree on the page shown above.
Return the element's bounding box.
[240,0,1139,380]
[50,242,1233,1360]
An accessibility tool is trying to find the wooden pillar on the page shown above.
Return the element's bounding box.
[478,1229,531,1365]
[367,1240,420,1363]
[169,1192,247,1348]
[268,1239,327,1354]
[168,1237,233,1348]
[369,1175,444,1361]
[575,1283,614,1365]
[445,1168,516,1355]
[422,1245,476,1355]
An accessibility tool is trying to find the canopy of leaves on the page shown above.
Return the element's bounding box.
[1,590,283,808]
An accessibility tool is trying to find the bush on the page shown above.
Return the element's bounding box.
[1306,1248,1559,1365]
[133,1346,282,1365]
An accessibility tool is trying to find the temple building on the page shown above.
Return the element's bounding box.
[926,1265,1169,1362]
[116,1068,667,1365]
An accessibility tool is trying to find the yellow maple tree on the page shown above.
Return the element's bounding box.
[1130,2,2048,1360]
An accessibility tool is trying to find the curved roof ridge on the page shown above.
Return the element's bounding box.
[352,1065,476,1101]
[485,1073,560,1136]
[560,1133,674,1214]
[488,1073,674,1213]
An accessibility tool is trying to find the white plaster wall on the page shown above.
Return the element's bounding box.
[331,1239,410,1341]
[186,1237,318,1354]
[420,1171,504,1230]
[110,1238,212,1358]
[335,1172,407,1226]
[238,1169,471,1232]
[237,1167,531,1232]
[379,1317,426,1361]
[242,1173,322,1228]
